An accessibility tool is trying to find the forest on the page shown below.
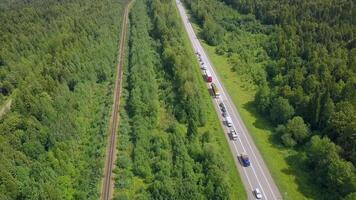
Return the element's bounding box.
[183,0,355,199]
[113,0,245,199]
[0,0,126,199]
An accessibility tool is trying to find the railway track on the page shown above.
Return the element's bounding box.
[100,1,133,199]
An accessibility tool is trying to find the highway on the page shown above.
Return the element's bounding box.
[176,1,283,199]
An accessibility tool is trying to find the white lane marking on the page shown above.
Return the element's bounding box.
[212,100,257,200]
[228,98,278,200]
[177,2,279,199]
[181,5,278,198]
[180,7,269,198]
[176,2,270,199]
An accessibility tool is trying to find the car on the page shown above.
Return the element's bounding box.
[240,153,250,167]
[230,129,238,140]
[221,105,226,113]
[222,112,227,117]
[225,116,232,127]
[254,188,262,199]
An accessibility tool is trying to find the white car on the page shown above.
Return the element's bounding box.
[230,130,238,141]
[254,188,262,199]
[225,116,232,127]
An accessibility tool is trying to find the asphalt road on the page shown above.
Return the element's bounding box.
[176,1,283,199]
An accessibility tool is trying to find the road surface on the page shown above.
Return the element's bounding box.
[176,1,283,199]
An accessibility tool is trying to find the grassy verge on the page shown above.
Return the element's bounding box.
[174,4,247,199]
[200,40,319,199]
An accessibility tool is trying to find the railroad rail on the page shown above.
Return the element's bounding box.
[100,1,133,199]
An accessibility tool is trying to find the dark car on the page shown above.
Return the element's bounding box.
[219,103,226,112]
[240,153,250,167]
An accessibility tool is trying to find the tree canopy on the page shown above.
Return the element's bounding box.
[113,0,239,199]
[0,0,127,198]
[183,0,356,198]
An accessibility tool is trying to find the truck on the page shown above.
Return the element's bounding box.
[205,70,212,82]
[211,83,220,97]
[240,153,250,167]
[225,116,232,127]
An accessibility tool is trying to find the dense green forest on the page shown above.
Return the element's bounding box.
[113,0,246,199]
[0,0,126,199]
[183,0,355,199]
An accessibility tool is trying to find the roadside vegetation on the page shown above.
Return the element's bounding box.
[183,0,356,199]
[0,0,126,199]
[113,0,246,199]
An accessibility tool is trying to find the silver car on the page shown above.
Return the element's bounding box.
[254,188,262,199]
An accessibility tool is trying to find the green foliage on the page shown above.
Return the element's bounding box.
[254,83,271,114]
[269,97,295,124]
[343,193,356,200]
[184,0,355,198]
[328,101,356,164]
[277,116,309,147]
[0,0,127,198]
[114,0,238,199]
[308,136,356,198]
[187,119,198,140]
[280,132,296,148]
[202,18,225,46]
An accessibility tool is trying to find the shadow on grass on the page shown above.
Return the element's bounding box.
[242,100,325,200]
[242,101,284,149]
[283,152,334,200]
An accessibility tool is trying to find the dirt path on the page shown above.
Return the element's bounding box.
[0,98,12,119]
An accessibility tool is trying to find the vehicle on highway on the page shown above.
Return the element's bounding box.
[230,129,238,140]
[254,188,262,199]
[240,153,250,167]
[211,83,220,97]
[222,112,228,117]
[219,102,226,112]
[225,116,232,127]
[220,104,226,113]
[201,64,207,70]
[205,70,212,82]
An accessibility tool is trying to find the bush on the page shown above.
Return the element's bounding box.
[281,133,296,147]
[270,97,294,124]
[202,18,225,46]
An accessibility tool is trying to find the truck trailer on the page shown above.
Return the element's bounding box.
[211,83,220,97]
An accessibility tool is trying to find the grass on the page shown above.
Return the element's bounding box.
[174,3,247,200]
[0,98,12,119]
[114,1,247,199]
[199,40,323,200]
